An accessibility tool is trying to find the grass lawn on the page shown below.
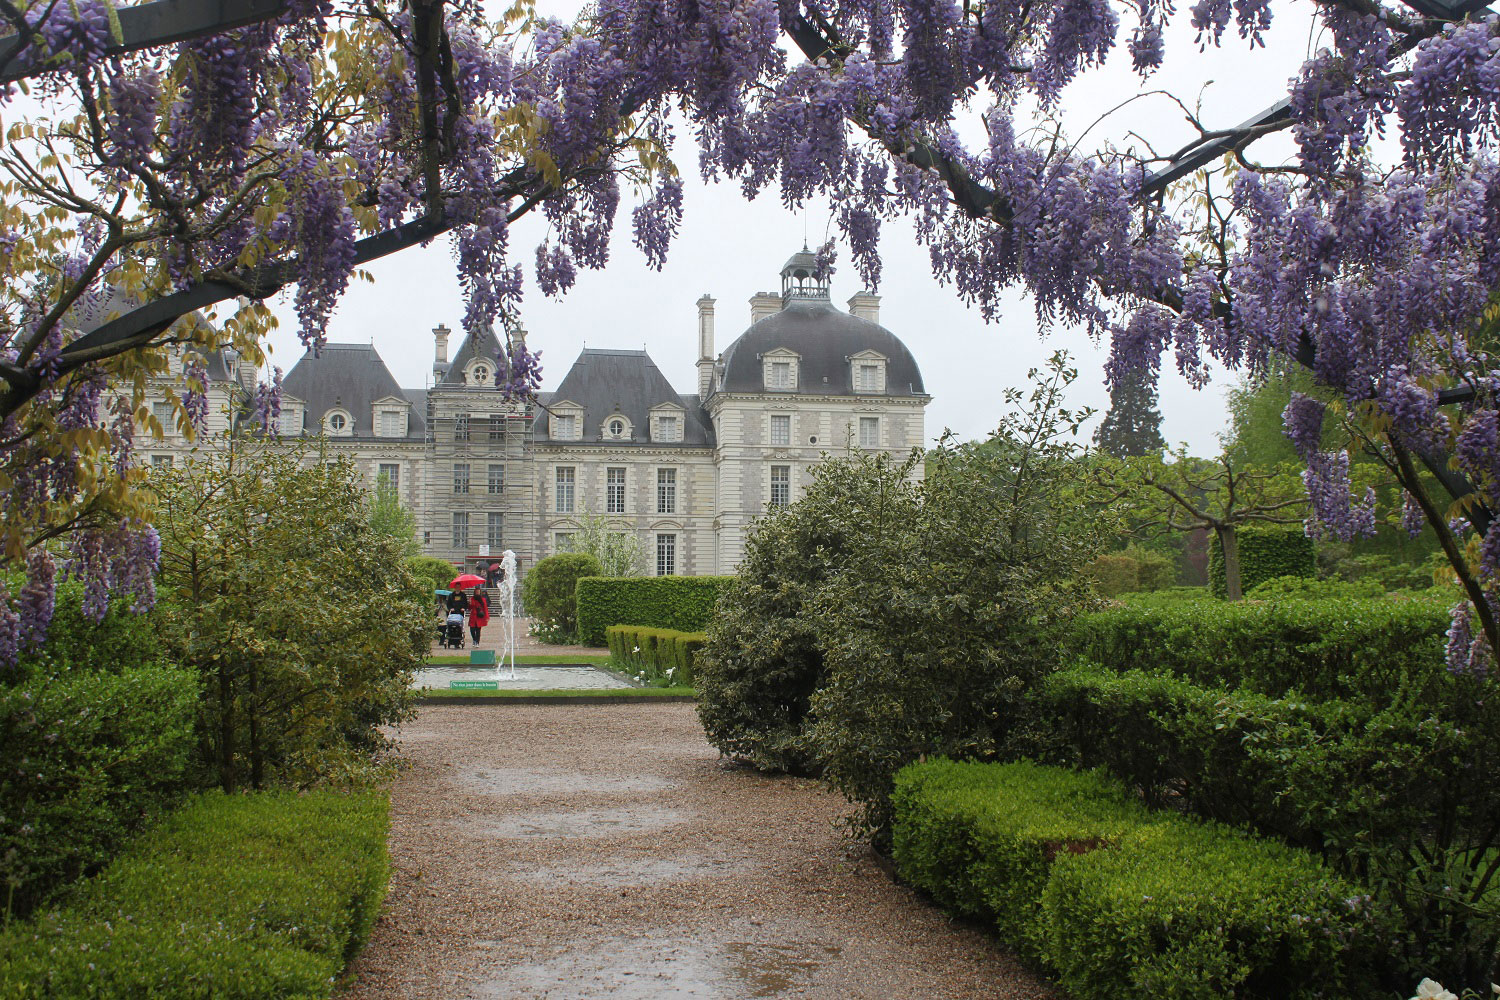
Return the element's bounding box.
[424,653,611,666]
[417,686,696,700]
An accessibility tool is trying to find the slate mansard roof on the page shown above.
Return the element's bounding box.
[281,343,427,438]
[718,299,927,397]
[541,348,712,446]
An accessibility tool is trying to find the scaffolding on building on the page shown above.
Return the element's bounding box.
[423,394,539,583]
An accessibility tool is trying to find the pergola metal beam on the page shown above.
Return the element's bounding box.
[0,0,286,84]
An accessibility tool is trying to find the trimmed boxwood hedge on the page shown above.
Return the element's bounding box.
[0,788,389,998]
[1068,596,1451,704]
[891,759,1377,1000]
[1209,525,1315,598]
[0,663,198,918]
[576,575,732,646]
[606,624,705,684]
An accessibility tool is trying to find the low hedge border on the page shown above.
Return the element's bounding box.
[891,759,1377,1000]
[576,575,731,646]
[0,788,390,999]
[606,624,706,685]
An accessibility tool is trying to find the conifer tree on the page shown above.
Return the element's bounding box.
[1093,376,1165,459]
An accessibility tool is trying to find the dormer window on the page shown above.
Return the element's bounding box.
[763,350,800,391]
[603,414,632,441]
[609,419,625,437]
[849,351,888,394]
[554,414,577,439]
[330,414,345,430]
[324,409,352,435]
[465,360,493,386]
[654,415,682,442]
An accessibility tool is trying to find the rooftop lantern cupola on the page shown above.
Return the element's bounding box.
[781,246,830,303]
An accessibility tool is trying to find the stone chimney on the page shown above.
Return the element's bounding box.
[433,324,450,363]
[749,291,780,325]
[848,291,880,325]
[508,323,528,357]
[697,295,716,398]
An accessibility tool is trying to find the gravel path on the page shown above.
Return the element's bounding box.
[340,703,1062,1000]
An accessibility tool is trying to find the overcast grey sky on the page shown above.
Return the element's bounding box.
[258,1,1319,453]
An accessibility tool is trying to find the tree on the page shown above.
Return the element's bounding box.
[1093,374,1164,459]
[8,0,1500,673]
[519,551,601,641]
[1099,450,1309,601]
[368,477,420,559]
[561,507,644,577]
[149,440,426,791]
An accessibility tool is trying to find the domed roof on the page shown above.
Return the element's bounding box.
[718,299,927,397]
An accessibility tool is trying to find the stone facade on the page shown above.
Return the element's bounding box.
[142,252,931,576]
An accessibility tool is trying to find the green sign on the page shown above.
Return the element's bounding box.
[450,680,500,690]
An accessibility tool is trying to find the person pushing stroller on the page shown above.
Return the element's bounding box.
[439,589,468,649]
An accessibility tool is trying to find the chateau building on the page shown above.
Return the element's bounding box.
[142,251,931,575]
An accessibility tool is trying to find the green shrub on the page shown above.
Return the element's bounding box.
[1043,660,1500,989]
[606,625,704,685]
[15,579,162,676]
[1042,820,1377,1000]
[407,554,456,593]
[521,552,602,640]
[1088,544,1176,597]
[0,664,198,919]
[0,788,389,999]
[1246,573,1386,600]
[891,759,1377,999]
[1210,524,1314,598]
[1114,585,1215,605]
[1068,596,1451,704]
[892,760,1148,962]
[575,575,732,646]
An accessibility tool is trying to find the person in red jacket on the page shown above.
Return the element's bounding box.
[467,587,490,646]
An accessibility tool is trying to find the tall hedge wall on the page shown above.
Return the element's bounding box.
[1209,525,1314,598]
[575,575,733,646]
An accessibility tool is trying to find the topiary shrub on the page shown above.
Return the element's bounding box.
[605,625,705,685]
[574,576,732,646]
[1087,544,1175,597]
[521,552,602,641]
[0,788,389,998]
[407,554,457,594]
[1209,525,1314,598]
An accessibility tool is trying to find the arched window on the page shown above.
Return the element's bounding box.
[609,419,625,436]
[329,413,346,431]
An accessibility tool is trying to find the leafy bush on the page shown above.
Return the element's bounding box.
[521,552,603,640]
[1114,585,1215,606]
[151,448,426,792]
[575,575,732,646]
[1088,544,1175,597]
[696,453,921,776]
[1044,660,1500,989]
[891,759,1377,1000]
[1210,524,1314,598]
[1068,596,1451,704]
[407,554,457,593]
[606,625,705,685]
[892,759,1148,963]
[0,788,389,998]
[0,663,198,919]
[15,579,162,676]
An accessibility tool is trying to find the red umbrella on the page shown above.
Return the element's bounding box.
[450,573,486,589]
[489,563,500,571]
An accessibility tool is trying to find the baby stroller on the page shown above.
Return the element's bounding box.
[438,611,466,649]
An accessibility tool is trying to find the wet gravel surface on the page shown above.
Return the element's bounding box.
[339,703,1062,1000]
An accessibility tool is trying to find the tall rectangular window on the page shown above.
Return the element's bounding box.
[656,533,676,576]
[657,468,677,514]
[654,415,681,442]
[150,454,173,470]
[454,413,470,442]
[554,531,575,553]
[151,401,173,431]
[607,467,627,514]
[452,463,470,494]
[770,414,791,446]
[553,414,577,440]
[769,361,791,389]
[487,463,505,495]
[381,410,402,437]
[489,414,505,440]
[487,513,503,548]
[452,512,470,549]
[859,416,880,449]
[555,466,576,513]
[770,465,791,507]
[858,363,881,392]
[378,463,400,489]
